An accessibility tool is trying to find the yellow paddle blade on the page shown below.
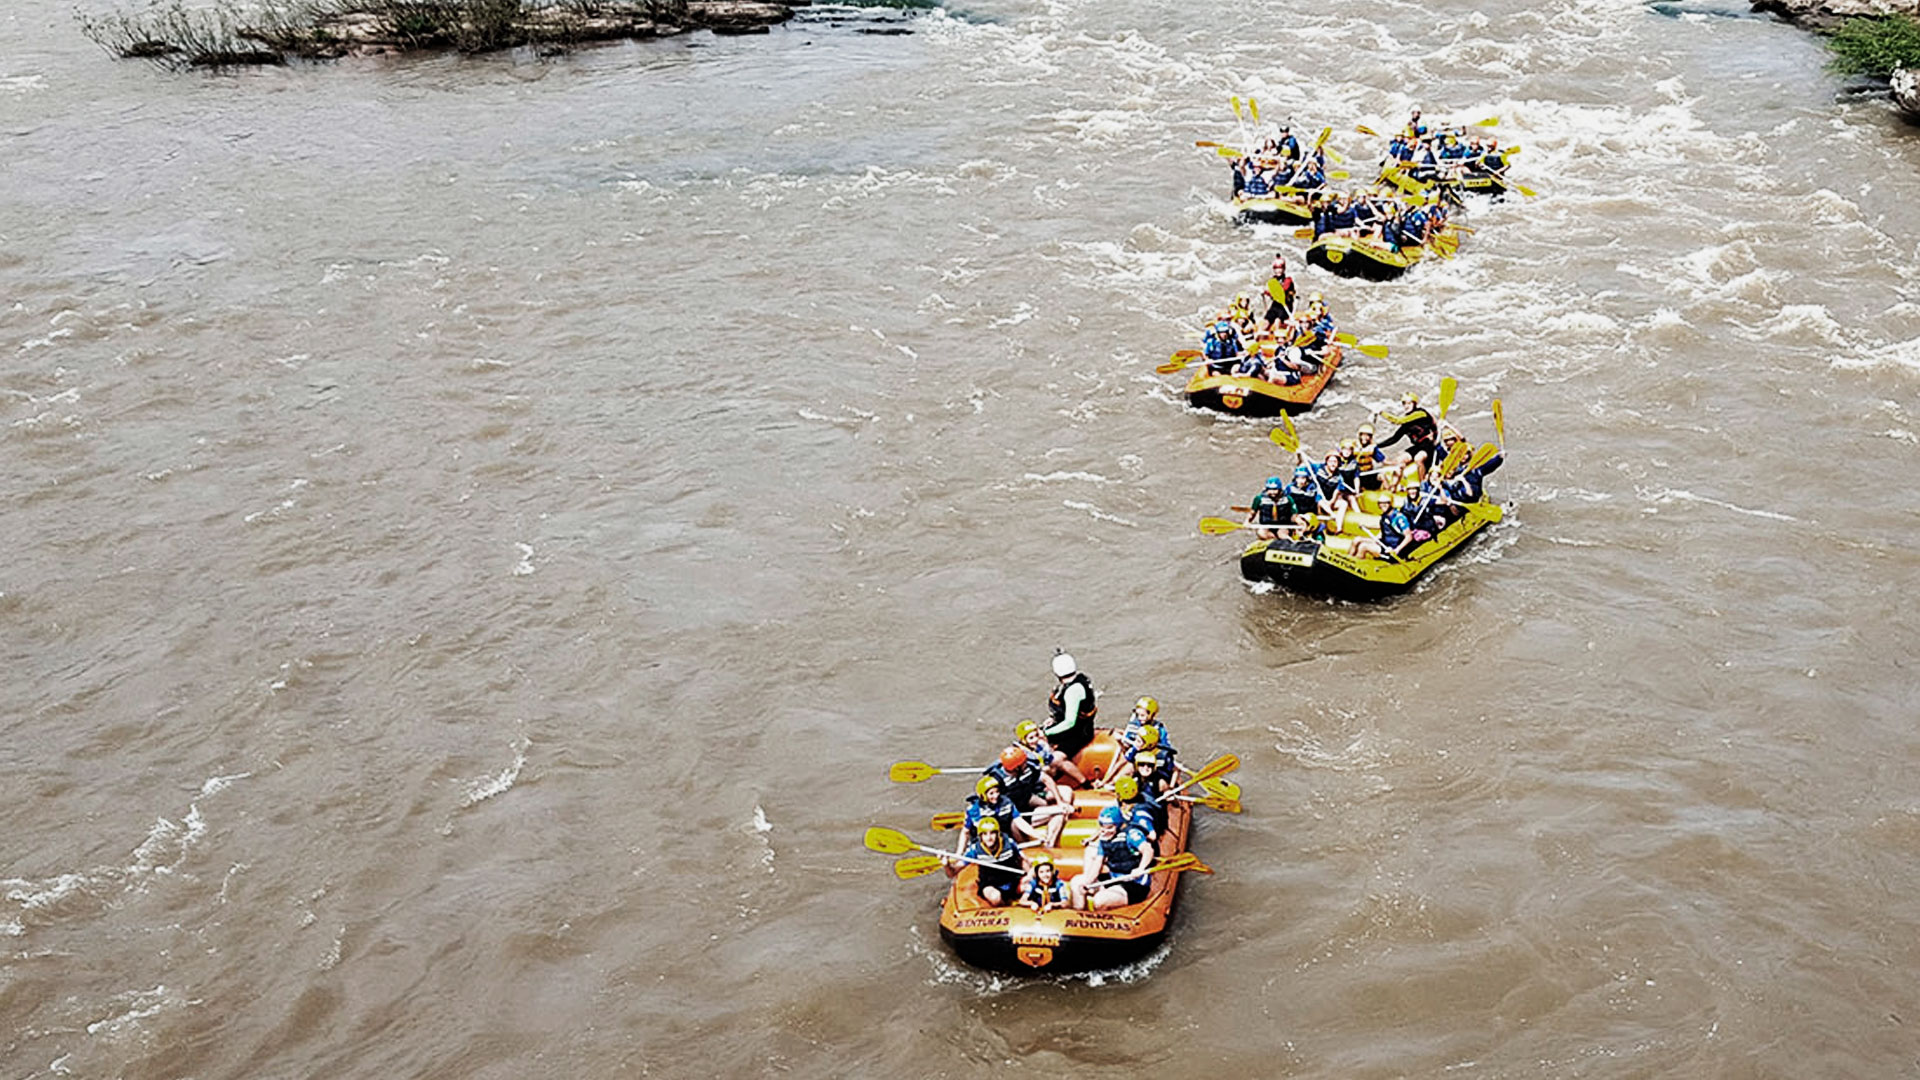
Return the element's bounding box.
[1199,516,1248,536]
[1439,440,1469,478]
[1474,116,1499,127]
[1249,97,1260,123]
[864,826,917,855]
[1515,183,1539,198]
[888,760,936,783]
[1328,169,1350,179]
[893,854,945,879]
[1355,123,1380,137]
[1266,278,1286,304]
[1231,96,1243,121]
[930,811,966,831]
[1356,342,1389,359]
[1194,140,1222,149]
[1215,145,1244,158]
[1293,227,1315,240]
[1438,376,1458,421]
[1314,125,1331,149]
[1200,776,1241,801]
[1269,426,1298,453]
[1492,398,1505,448]
[1281,412,1299,449]
[1191,794,1243,813]
[1466,442,1499,472]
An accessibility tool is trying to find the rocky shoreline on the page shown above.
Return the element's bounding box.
[1751,0,1920,118]
[89,0,818,68]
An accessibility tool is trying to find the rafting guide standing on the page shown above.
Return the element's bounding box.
[1043,650,1098,759]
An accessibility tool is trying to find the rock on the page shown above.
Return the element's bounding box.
[1895,66,1920,118]
[1751,0,1920,30]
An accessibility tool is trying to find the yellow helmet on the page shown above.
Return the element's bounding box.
[976,775,1001,799]
[1029,851,1053,868]
[1014,720,1040,740]
[1139,725,1161,749]
[1114,776,1139,800]
[1133,696,1159,719]
[975,816,1000,835]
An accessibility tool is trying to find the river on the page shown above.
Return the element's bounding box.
[4,0,1920,1075]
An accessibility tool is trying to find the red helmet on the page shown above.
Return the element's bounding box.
[999,746,1029,772]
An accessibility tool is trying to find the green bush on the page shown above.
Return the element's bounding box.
[1826,14,1920,77]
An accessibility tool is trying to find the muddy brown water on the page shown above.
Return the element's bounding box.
[4,0,1920,1075]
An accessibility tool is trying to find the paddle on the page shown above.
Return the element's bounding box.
[1173,793,1243,813]
[929,810,966,831]
[1437,376,1457,422]
[889,760,988,783]
[1474,115,1499,127]
[893,854,947,879]
[1215,146,1246,159]
[1333,332,1389,359]
[1268,412,1299,454]
[1463,442,1499,474]
[1492,398,1505,450]
[865,825,1022,875]
[1249,97,1260,124]
[1164,753,1240,799]
[1356,123,1380,137]
[1199,516,1271,536]
[1089,851,1213,890]
[1200,776,1241,801]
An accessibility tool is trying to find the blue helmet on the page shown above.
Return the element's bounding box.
[1294,465,1312,477]
[1098,807,1125,827]
[1265,476,1282,489]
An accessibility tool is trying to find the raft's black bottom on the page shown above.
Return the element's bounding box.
[1305,245,1409,282]
[939,927,1169,976]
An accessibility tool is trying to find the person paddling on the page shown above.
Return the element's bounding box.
[1072,807,1157,911]
[1377,391,1439,467]
[987,745,1071,846]
[944,817,1024,908]
[1043,652,1097,760]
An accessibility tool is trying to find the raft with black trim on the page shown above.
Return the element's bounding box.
[1240,493,1504,600]
[1231,189,1314,224]
[1305,221,1465,282]
[938,730,1194,975]
[1378,162,1509,200]
[1182,343,1343,416]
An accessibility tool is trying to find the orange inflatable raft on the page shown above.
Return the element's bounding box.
[937,731,1196,974]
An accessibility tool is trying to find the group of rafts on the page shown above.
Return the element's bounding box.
[865,660,1242,974]
[1173,103,1524,599]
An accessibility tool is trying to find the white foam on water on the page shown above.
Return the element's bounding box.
[1752,303,1848,348]
[85,984,179,1037]
[1832,335,1920,374]
[1,73,46,94]
[511,542,536,577]
[749,805,775,874]
[460,736,531,808]
[1022,470,1115,485]
[1635,486,1797,522]
[1062,500,1135,527]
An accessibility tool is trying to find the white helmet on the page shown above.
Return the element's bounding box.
[1051,653,1077,678]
